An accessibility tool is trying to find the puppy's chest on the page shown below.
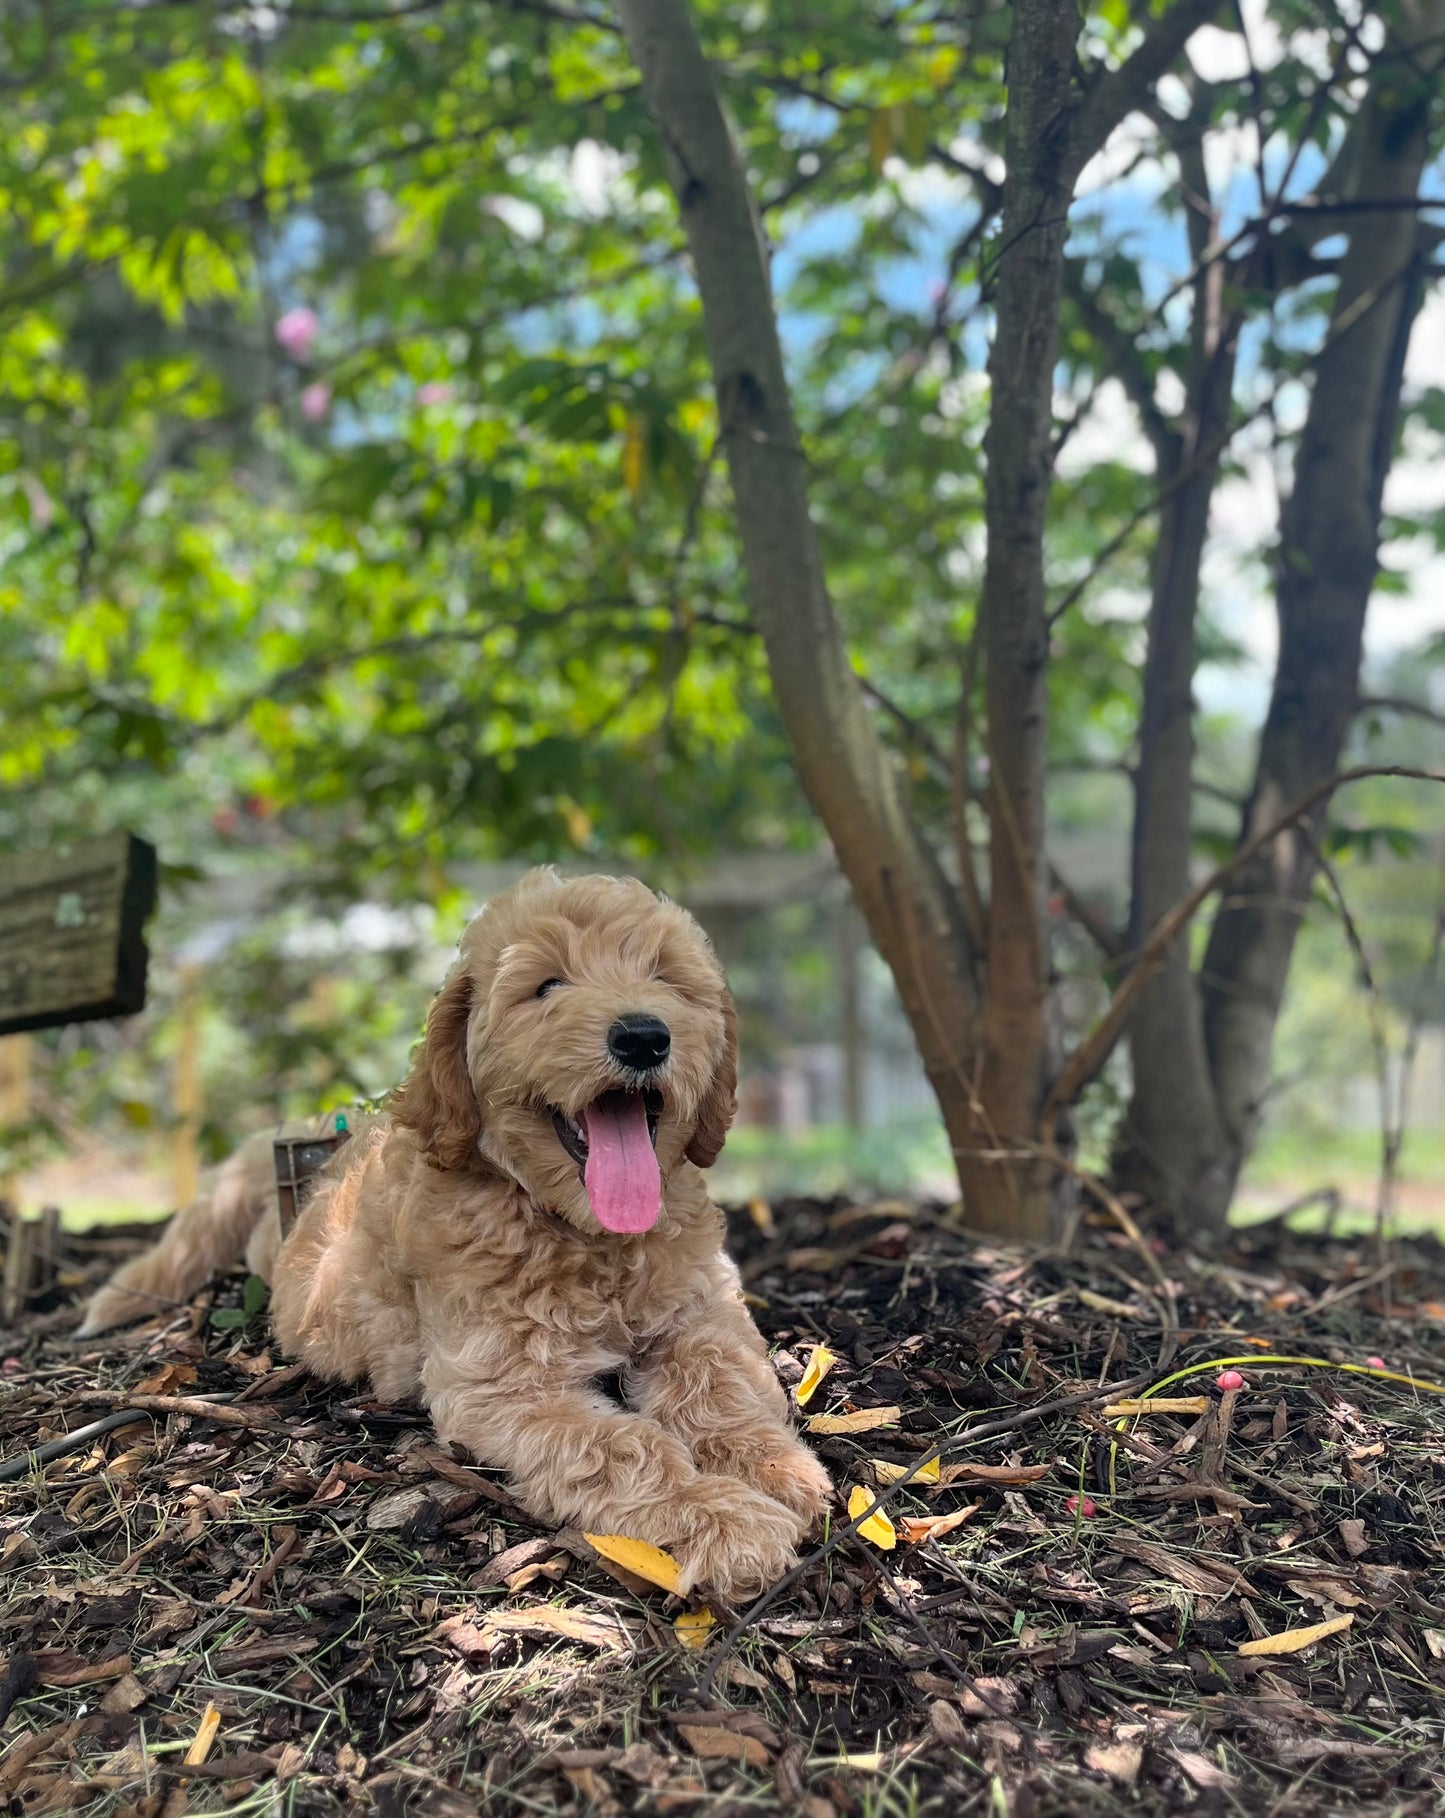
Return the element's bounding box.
[525,1246,699,1356]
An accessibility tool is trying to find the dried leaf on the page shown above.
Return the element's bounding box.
[1422,1629,1445,1661]
[1171,1748,1236,1788]
[747,1198,775,1236]
[34,1651,132,1688]
[848,1485,897,1550]
[582,1533,683,1593]
[900,1504,982,1545]
[676,1723,770,1768]
[938,1462,1050,1488]
[807,1406,901,1435]
[1237,1612,1355,1656]
[505,1557,569,1593]
[134,1363,198,1397]
[873,1456,940,1486]
[795,1345,838,1408]
[929,1700,967,1745]
[185,1701,222,1767]
[1337,1519,1369,1559]
[1104,1397,1208,1417]
[674,1610,716,1651]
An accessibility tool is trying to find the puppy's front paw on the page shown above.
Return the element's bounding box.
[672,1480,807,1603]
[751,1444,833,1530]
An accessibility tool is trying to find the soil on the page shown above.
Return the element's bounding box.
[3,1195,1444,1817]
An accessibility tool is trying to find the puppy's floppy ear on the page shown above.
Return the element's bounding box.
[390,967,481,1171]
[686,986,738,1169]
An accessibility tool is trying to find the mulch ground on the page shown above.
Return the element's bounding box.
[3,1195,1445,1818]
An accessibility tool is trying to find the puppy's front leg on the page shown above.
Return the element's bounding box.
[423,1369,806,1601]
[630,1296,833,1530]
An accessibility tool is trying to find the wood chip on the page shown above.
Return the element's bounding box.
[675,1723,771,1768]
[438,1605,634,1656]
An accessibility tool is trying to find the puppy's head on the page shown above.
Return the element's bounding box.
[391,870,738,1234]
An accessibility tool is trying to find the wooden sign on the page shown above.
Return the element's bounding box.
[0,832,158,1036]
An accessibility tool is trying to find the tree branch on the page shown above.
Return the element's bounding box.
[1357,693,1445,731]
[1070,0,1224,170]
[1042,765,1445,1132]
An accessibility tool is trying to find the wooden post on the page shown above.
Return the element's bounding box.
[837,898,865,1132]
[1,1033,31,1213]
[172,964,203,1210]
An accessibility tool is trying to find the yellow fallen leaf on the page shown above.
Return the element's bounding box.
[582,1533,683,1594]
[900,1504,982,1544]
[795,1344,838,1408]
[674,1609,716,1650]
[184,1701,222,1767]
[833,1751,888,1770]
[806,1405,901,1435]
[747,1197,775,1236]
[1105,1397,1209,1417]
[874,1456,941,1486]
[848,1485,897,1550]
[1237,1612,1354,1657]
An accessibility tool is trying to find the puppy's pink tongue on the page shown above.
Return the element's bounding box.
[581,1092,660,1233]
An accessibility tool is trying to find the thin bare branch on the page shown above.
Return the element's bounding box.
[1043,765,1445,1130]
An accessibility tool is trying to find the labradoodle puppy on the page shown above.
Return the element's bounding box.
[81,870,833,1598]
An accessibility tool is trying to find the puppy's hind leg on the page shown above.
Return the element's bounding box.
[79,1135,278,1336]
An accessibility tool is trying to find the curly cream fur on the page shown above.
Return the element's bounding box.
[81,870,832,1599]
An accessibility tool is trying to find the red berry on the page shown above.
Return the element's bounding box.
[1065,1495,1097,1518]
[1216,1369,1246,1392]
[1366,1356,1386,1370]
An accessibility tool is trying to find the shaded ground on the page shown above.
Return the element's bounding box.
[3,1196,1444,1817]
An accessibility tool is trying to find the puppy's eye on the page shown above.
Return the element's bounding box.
[535,978,566,998]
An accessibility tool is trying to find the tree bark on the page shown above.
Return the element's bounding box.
[1115,96,1239,1227]
[614,0,986,1191]
[1143,2,1441,1226]
[969,0,1083,1239]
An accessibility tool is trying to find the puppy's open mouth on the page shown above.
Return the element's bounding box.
[550,1089,664,1235]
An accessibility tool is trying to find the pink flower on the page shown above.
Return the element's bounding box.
[299,381,332,422]
[1065,1495,1097,1518]
[1216,1369,1246,1392]
[417,382,453,407]
[274,306,319,360]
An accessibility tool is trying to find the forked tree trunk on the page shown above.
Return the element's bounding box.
[619,0,1224,1241]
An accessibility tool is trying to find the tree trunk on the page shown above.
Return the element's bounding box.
[1115,107,1240,1228]
[1125,3,1442,1226]
[968,0,1082,1239]
[614,0,986,1199]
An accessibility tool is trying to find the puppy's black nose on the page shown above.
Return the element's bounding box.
[608,1013,671,1071]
